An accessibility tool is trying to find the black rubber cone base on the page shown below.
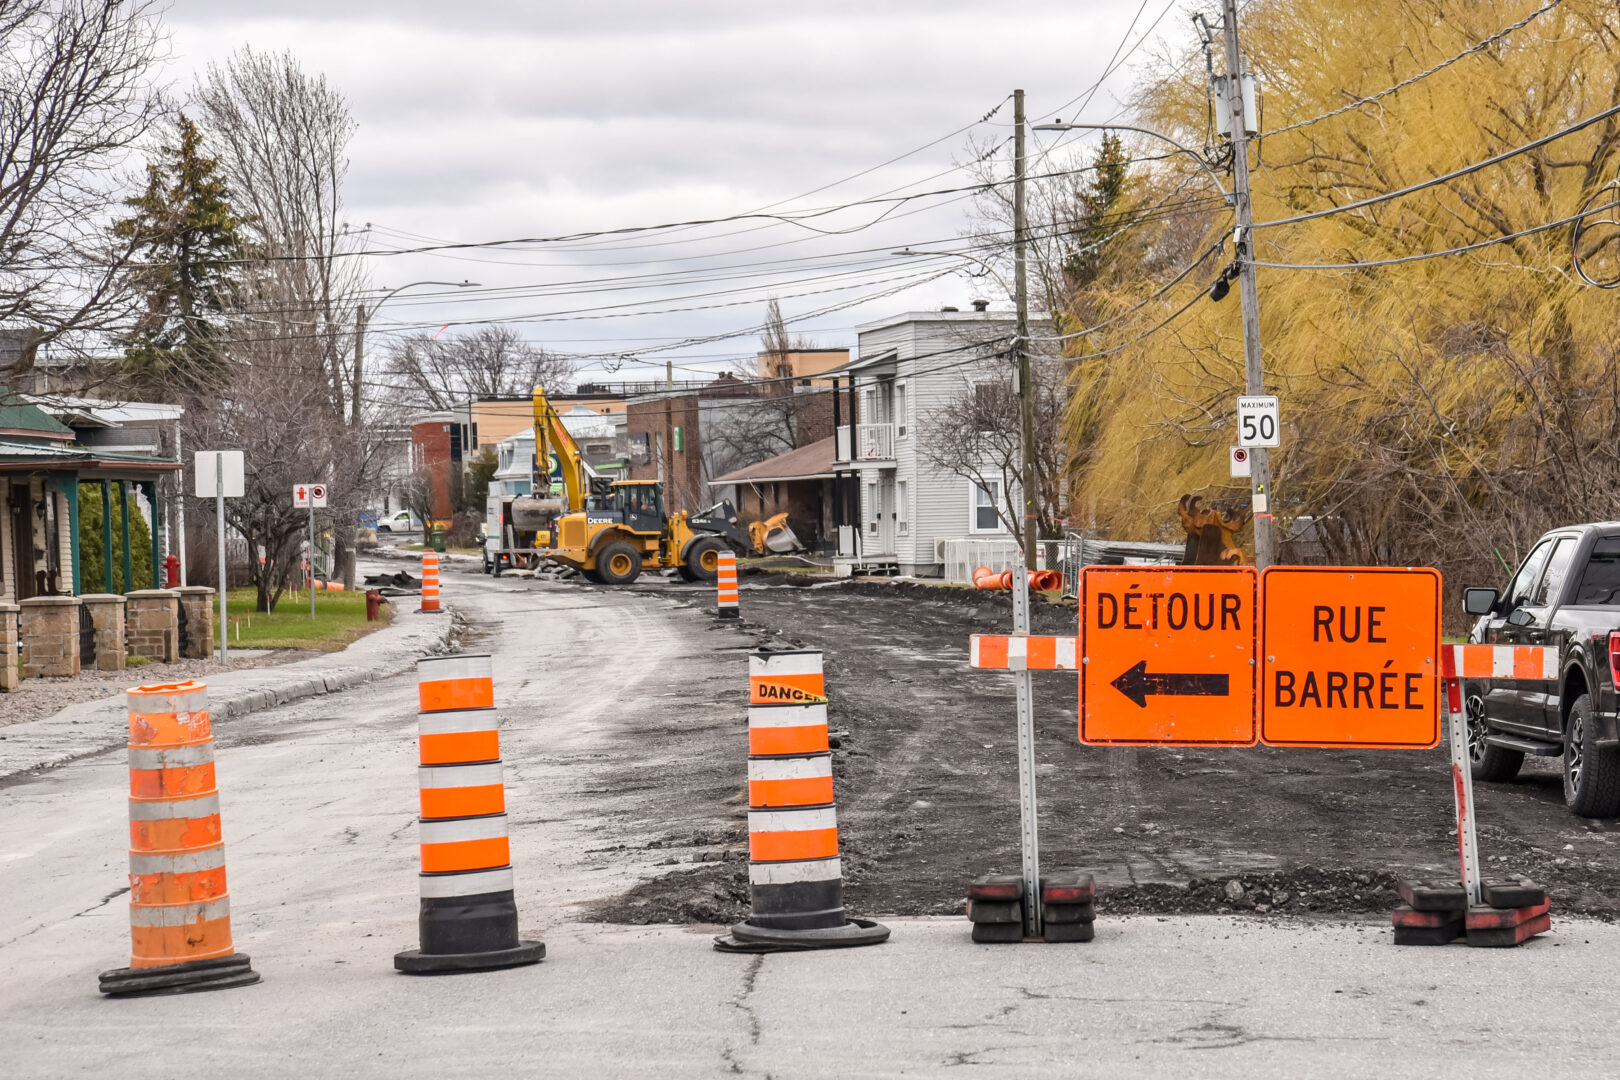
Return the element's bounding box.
[100,953,260,997]
[394,939,545,973]
[715,917,888,953]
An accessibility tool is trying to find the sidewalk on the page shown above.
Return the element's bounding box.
[0,599,456,781]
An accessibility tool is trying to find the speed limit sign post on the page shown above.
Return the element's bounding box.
[1235,396,1279,559]
[1237,396,1279,448]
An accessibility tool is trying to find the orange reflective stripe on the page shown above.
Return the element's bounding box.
[129,865,228,906]
[749,828,839,862]
[749,775,834,808]
[129,763,216,800]
[418,730,500,765]
[419,784,506,819]
[419,678,494,712]
[130,814,223,854]
[750,673,826,704]
[420,836,510,873]
[1026,636,1056,669]
[1512,647,1541,679]
[749,726,829,756]
[1460,647,1493,679]
[128,711,211,748]
[129,918,234,969]
[977,636,1009,668]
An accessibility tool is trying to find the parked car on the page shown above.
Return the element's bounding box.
[376,510,422,533]
[1463,522,1620,816]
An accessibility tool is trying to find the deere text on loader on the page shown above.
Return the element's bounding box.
[545,479,747,585]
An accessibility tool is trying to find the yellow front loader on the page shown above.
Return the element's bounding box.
[545,480,750,585]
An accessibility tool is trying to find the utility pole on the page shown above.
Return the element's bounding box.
[353,302,368,425]
[1221,0,1275,569]
[1013,88,1037,575]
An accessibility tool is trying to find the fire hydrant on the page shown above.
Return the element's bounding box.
[163,553,180,588]
[366,588,385,622]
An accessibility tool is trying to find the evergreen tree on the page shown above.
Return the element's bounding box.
[1064,132,1131,288]
[113,114,247,394]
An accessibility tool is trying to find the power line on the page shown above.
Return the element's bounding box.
[1258,0,1564,139]
[1253,100,1620,230]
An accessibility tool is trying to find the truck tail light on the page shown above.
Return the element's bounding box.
[1609,631,1620,686]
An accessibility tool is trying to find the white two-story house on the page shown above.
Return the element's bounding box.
[826,305,1030,576]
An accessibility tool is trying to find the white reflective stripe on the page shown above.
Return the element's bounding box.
[1055,637,1078,669]
[416,654,491,682]
[749,807,838,834]
[127,691,209,716]
[1007,635,1028,671]
[419,762,504,789]
[417,708,499,736]
[128,794,219,821]
[1492,650,1514,679]
[418,867,514,898]
[749,651,823,678]
[749,857,841,886]
[748,756,833,782]
[419,814,507,845]
[1541,649,1560,680]
[748,703,828,729]
[129,846,226,876]
[128,897,230,927]
[970,636,982,667]
[128,744,215,770]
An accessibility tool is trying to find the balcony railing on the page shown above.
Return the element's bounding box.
[837,423,895,463]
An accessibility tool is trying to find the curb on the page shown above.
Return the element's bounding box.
[0,607,457,781]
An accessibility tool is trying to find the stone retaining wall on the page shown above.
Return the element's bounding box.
[19,596,81,678]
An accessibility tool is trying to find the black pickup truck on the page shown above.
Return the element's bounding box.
[1463,523,1620,817]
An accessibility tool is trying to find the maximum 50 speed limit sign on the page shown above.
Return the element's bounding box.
[1237,395,1280,448]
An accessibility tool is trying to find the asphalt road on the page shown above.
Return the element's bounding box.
[3,569,1618,1079]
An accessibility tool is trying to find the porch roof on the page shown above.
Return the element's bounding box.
[709,436,835,486]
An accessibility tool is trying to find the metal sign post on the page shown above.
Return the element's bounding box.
[294,484,329,620]
[1444,682,1484,907]
[1010,565,1042,938]
[196,451,245,668]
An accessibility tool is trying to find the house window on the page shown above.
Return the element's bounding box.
[867,480,880,534]
[895,382,908,437]
[970,480,1002,533]
[897,480,909,536]
[862,386,880,425]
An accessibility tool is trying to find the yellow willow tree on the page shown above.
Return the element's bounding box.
[1064,0,1620,594]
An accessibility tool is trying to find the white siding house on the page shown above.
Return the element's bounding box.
[828,308,1031,576]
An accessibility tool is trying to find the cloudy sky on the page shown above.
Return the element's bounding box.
[162,1,1190,385]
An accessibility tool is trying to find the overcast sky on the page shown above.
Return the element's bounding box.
[162,1,1190,385]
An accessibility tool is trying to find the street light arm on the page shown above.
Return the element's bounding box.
[1032,122,1231,202]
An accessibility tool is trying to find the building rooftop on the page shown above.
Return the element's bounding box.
[709,436,835,486]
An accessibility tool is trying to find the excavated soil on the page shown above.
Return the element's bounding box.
[588,579,1620,921]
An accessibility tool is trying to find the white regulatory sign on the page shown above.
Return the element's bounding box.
[195,450,245,498]
[294,483,329,509]
[1237,395,1280,448]
[309,484,328,508]
[1229,446,1251,478]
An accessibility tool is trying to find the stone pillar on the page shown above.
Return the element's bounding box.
[19,595,81,678]
[77,594,127,672]
[0,602,18,691]
[124,589,180,664]
[174,586,215,660]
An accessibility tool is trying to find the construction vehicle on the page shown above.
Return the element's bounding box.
[748,512,806,555]
[545,480,751,585]
[484,386,612,574]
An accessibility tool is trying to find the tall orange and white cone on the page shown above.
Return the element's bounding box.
[715,650,888,953]
[716,549,740,620]
[421,551,441,614]
[395,654,544,973]
[99,680,260,996]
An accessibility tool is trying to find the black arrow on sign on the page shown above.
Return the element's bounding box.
[1110,660,1230,709]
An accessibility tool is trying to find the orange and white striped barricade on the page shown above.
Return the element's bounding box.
[395,654,544,973]
[99,681,260,995]
[420,551,441,614]
[715,649,888,953]
[716,549,740,620]
[1415,643,1555,947]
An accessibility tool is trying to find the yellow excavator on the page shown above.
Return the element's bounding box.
[485,387,607,574]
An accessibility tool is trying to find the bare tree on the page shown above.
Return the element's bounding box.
[385,325,574,409]
[703,388,832,480]
[0,0,166,383]
[758,297,814,391]
[918,353,1070,549]
[194,47,365,417]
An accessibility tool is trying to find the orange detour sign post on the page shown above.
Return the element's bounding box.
[395,654,544,973]
[1259,567,1440,749]
[714,649,888,953]
[1080,566,1258,746]
[100,681,260,996]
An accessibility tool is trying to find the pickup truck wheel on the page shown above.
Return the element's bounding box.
[1466,685,1524,782]
[596,541,642,585]
[1563,694,1620,817]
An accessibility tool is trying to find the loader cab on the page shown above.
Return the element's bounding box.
[605,481,667,535]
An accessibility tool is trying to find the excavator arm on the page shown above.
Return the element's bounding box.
[532,385,588,513]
